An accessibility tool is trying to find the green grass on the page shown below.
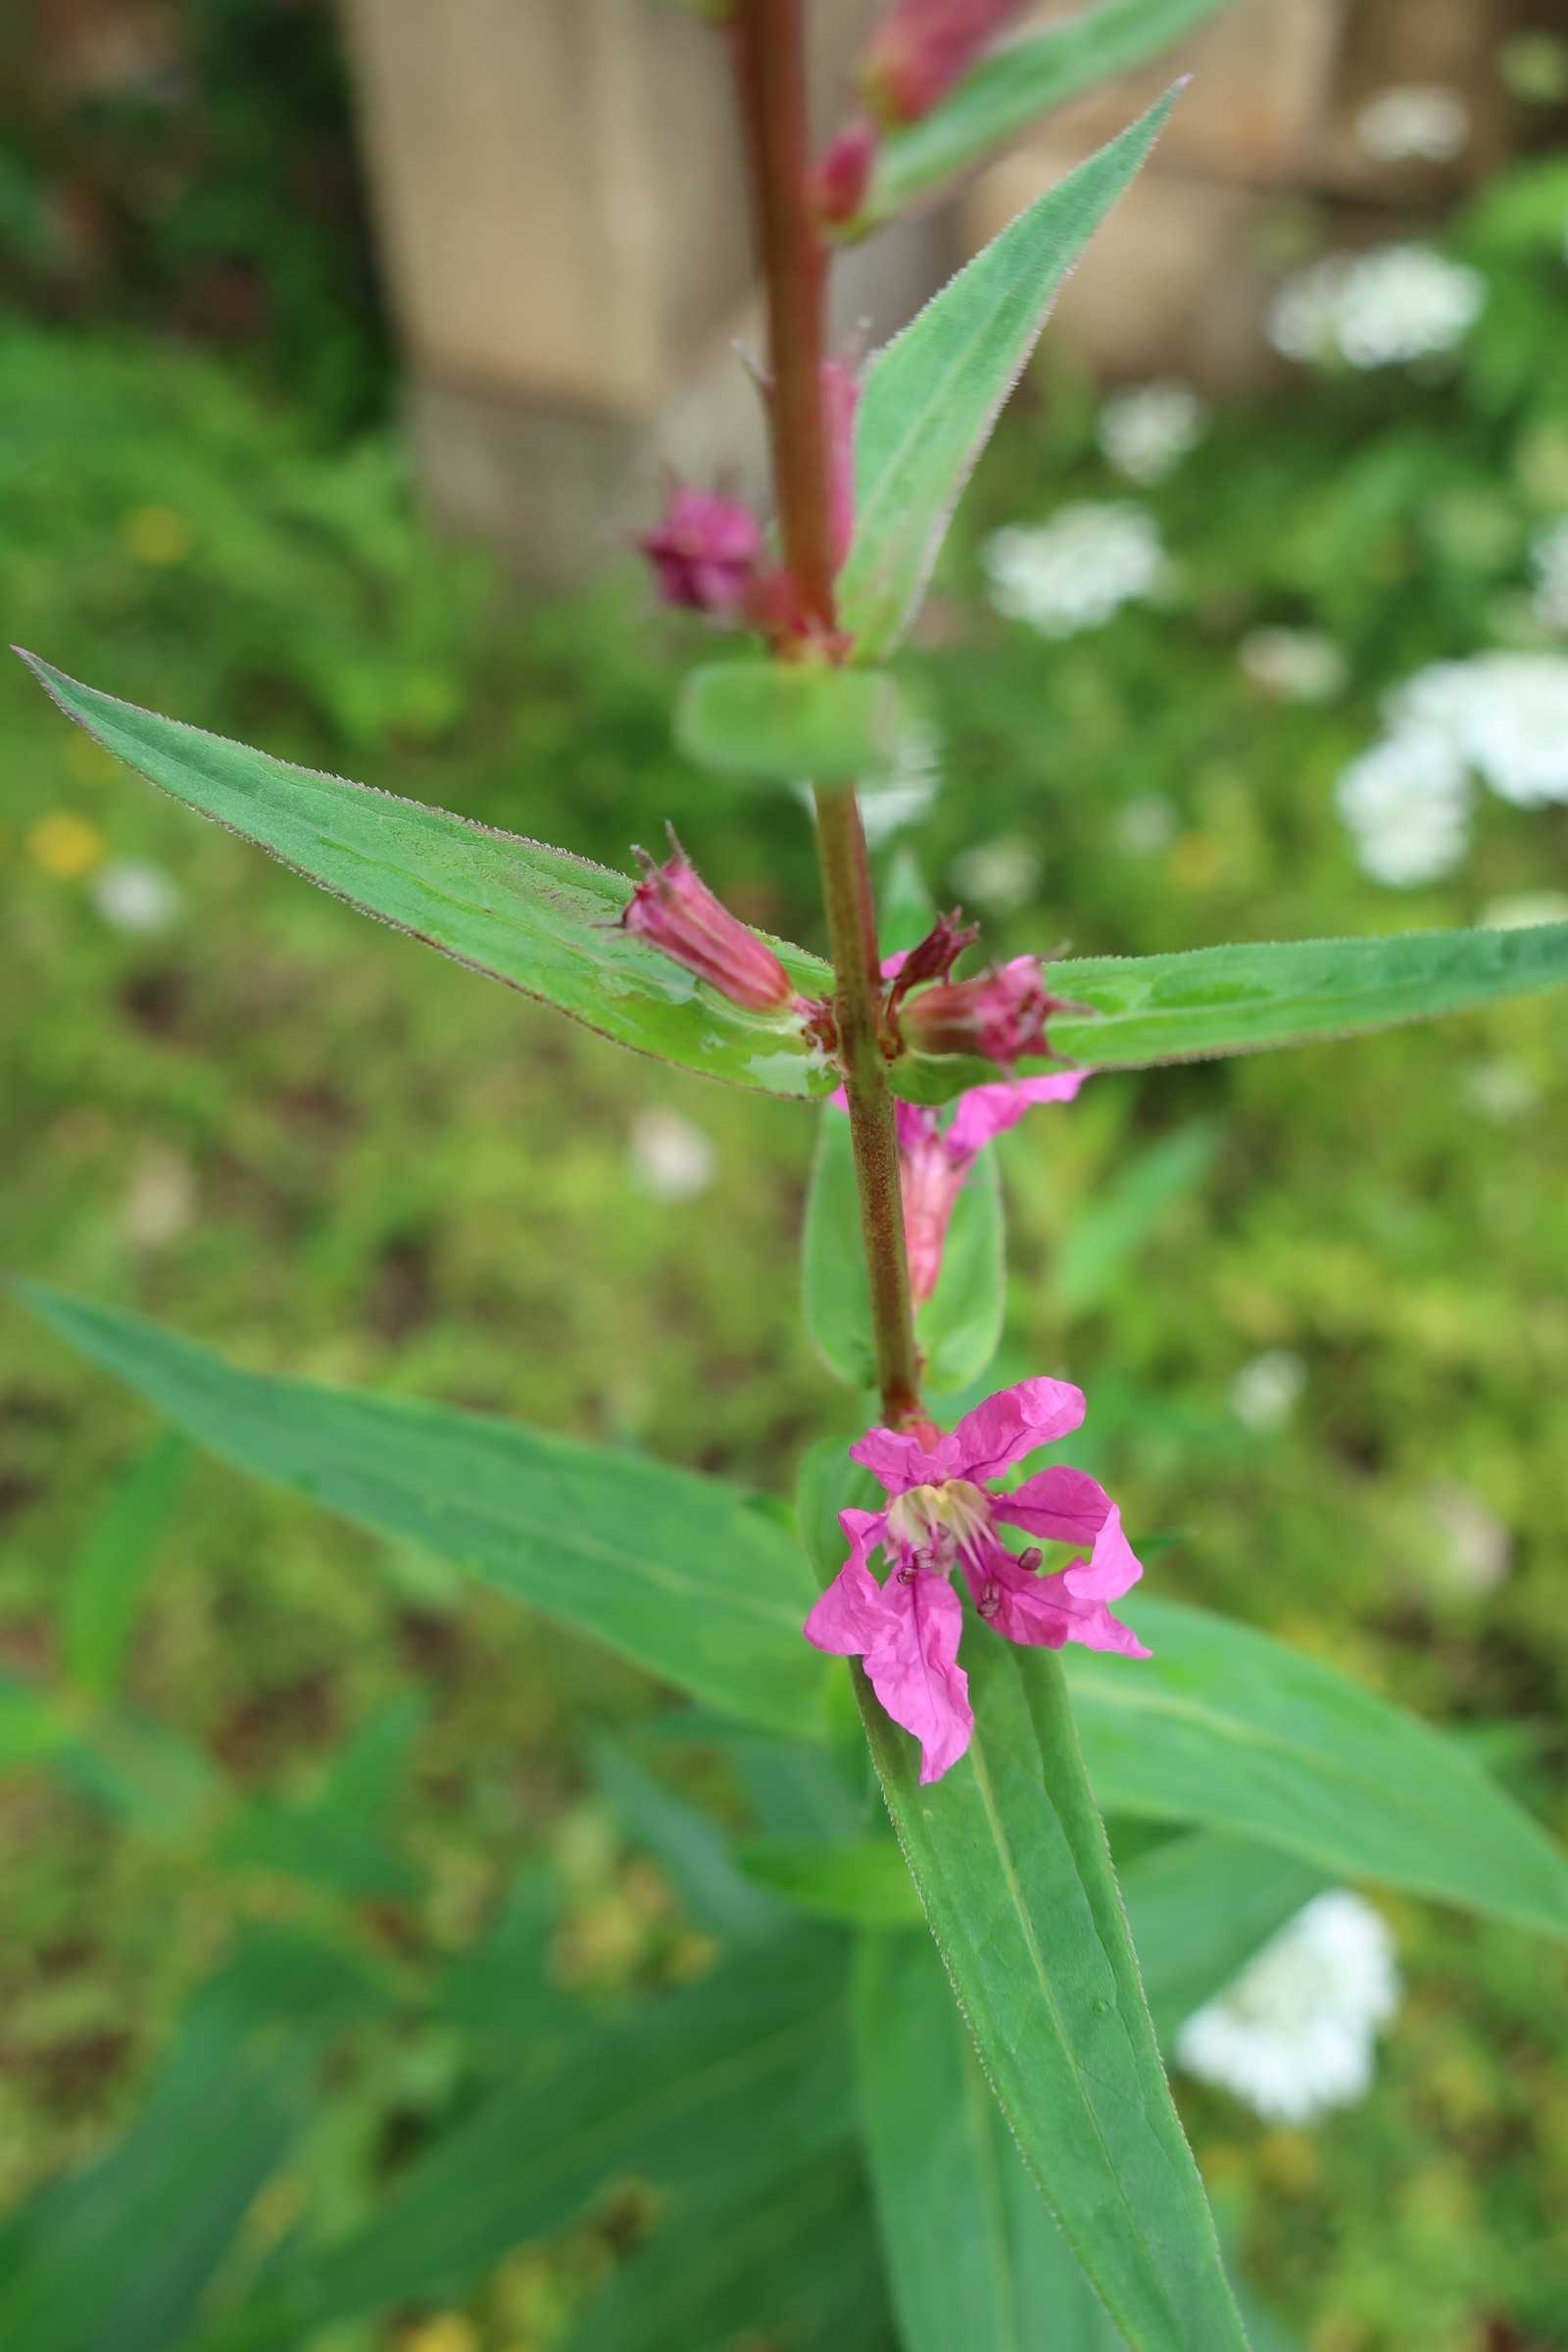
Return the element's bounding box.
[3,205,1568,2352]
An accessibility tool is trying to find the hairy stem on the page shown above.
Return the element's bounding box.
[731,0,924,1428]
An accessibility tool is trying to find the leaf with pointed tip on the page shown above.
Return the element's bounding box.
[838,93,1176,662]
[848,0,1238,235]
[21,1285,826,1744]
[15,652,834,1100]
[890,924,1568,1102]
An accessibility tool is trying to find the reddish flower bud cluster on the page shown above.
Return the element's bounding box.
[621,838,797,1016]
[812,0,1031,233]
[899,953,1076,1065]
[638,487,764,619]
[810,117,878,229]
[860,0,1030,126]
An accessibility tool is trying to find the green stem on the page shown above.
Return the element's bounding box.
[731,0,925,1428]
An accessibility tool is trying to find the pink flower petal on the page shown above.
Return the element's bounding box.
[849,1424,953,1494]
[1063,1504,1143,1603]
[952,1377,1085,1482]
[965,1548,1149,1658]
[804,1526,895,1656]
[945,1070,1085,1161]
[863,1572,973,1784]
[991,1475,1141,1604]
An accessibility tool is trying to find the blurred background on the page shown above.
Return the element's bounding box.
[4,3,1568,2347]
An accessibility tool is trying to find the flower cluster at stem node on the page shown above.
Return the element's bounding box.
[806,1380,1149,1784]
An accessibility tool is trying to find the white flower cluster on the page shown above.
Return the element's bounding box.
[628,1107,715,1201]
[1238,627,1348,704]
[1336,732,1471,887]
[1097,381,1207,485]
[949,834,1041,916]
[1355,84,1471,166]
[1338,652,1568,885]
[1531,516,1568,632]
[89,859,181,935]
[1230,1348,1306,1433]
[1268,243,1486,370]
[1176,1891,1399,2125]
[983,504,1165,638]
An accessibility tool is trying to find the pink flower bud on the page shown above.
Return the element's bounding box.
[810,116,878,229]
[860,0,1030,126]
[638,486,764,618]
[885,911,980,1010]
[621,838,795,1013]
[898,954,1074,1065]
[821,356,861,571]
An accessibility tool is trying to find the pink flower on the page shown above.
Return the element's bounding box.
[638,485,763,618]
[897,1073,1081,1301]
[806,1379,1150,1784]
[621,837,796,1012]
[899,953,1076,1065]
[811,115,879,229]
[860,0,1031,126]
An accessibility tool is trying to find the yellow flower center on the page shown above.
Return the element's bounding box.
[885,1479,992,1566]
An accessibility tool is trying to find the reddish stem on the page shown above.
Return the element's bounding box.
[729,0,924,1429]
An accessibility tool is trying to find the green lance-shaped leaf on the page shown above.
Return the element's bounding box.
[62,1432,187,1698]
[0,1930,386,2352]
[891,923,1568,1102]
[15,653,834,1101]
[838,92,1177,663]
[856,1931,1126,2352]
[796,1454,1248,2352]
[1069,1596,1568,1944]
[1115,1829,1329,2047]
[676,660,909,784]
[803,1103,1004,1394]
[737,1835,925,1931]
[731,1828,1326,2044]
[199,1930,854,2352]
[849,0,1239,235]
[21,1285,825,1744]
[568,2142,893,2352]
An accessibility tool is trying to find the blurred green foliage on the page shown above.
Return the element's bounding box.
[0,0,387,434]
[3,158,1568,2351]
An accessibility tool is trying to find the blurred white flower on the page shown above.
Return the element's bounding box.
[1116,794,1179,855]
[627,1108,715,1201]
[983,505,1165,637]
[1530,517,1568,632]
[1097,381,1207,485]
[1269,244,1485,369]
[949,833,1041,915]
[121,1144,197,1249]
[1229,1348,1307,1433]
[1481,888,1568,930]
[1176,1891,1399,2125]
[1355,85,1471,166]
[1335,732,1470,886]
[1238,627,1349,704]
[1463,1056,1543,1125]
[1423,1483,1513,1599]
[1390,653,1568,806]
[90,860,181,935]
